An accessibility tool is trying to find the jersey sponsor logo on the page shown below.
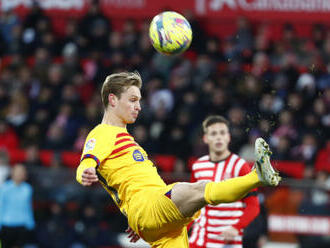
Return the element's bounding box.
[133,149,144,162]
[84,138,96,152]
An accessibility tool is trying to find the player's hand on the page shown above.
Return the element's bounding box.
[125,226,140,243]
[81,167,98,186]
[221,226,239,242]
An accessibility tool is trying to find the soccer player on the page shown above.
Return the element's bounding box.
[76,72,280,248]
[189,115,260,248]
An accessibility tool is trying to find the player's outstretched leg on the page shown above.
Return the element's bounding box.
[254,137,281,186]
[172,171,262,217]
[171,137,281,218]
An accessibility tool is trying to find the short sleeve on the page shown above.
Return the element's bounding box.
[238,162,252,177]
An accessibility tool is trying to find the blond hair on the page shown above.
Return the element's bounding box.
[101,71,142,109]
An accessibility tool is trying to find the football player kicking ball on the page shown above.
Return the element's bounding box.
[76,72,281,248]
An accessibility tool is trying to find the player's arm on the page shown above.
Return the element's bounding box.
[76,158,99,186]
[76,128,115,186]
[232,192,260,230]
[222,163,260,241]
[232,163,260,230]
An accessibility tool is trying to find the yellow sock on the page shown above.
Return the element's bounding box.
[204,169,262,205]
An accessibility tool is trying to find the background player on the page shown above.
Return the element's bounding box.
[76,72,280,247]
[189,115,260,248]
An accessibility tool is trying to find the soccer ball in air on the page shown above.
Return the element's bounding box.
[149,11,192,55]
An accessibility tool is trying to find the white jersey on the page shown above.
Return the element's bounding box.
[189,153,255,248]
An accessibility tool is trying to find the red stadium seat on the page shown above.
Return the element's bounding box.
[8,149,26,164]
[61,151,81,168]
[40,150,54,167]
[153,155,177,172]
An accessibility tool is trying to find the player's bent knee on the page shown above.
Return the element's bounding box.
[190,181,209,196]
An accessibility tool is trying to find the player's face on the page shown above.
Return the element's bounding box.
[116,86,141,124]
[203,123,231,154]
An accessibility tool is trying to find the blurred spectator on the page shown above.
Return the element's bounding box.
[205,36,223,62]
[0,119,19,151]
[298,171,330,248]
[39,31,58,56]
[301,112,322,138]
[258,93,284,119]
[78,0,111,53]
[0,150,10,185]
[74,204,117,246]
[36,202,76,248]
[132,125,153,153]
[0,164,35,247]
[22,2,51,56]
[46,64,65,100]
[25,144,41,168]
[228,106,247,152]
[107,31,124,57]
[313,97,327,120]
[312,24,325,50]
[317,62,330,90]
[21,123,42,147]
[322,32,330,64]
[61,43,81,82]
[251,52,272,80]
[0,31,6,56]
[234,16,253,53]
[315,140,330,173]
[0,85,9,110]
[255,119,269,137]
[122,19,138,55]
[61,19,80,51]
[73,126,89,152]
[44,123,67,150]
[296,73,316,97]
[5,92,29,128]
[255,23,272,54]
[286,93,304,122]
[0,10,20,45]
[149,88,174,114]
[271,136,292,161]
[207,87,230,116]
[272,73,289,99]
[23,2,50,31]
[237,74,262,113]
[193,54,216,86]
[291,133,318,164]
[282,23,300,51]
[270,110,298,148]
[84,101,102,126]
[239,129,260,162]
[53,103,81,142]
[33,47,52,81]
[164,126,191,159]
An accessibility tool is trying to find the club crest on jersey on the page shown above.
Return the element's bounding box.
[133,149,144,162]
[84,138,96,152]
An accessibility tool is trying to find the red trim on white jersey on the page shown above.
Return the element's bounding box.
[189,154,249,248]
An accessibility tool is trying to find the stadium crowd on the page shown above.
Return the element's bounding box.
[0,2,330,247]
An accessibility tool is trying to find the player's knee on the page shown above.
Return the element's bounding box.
[190,181,208,201]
